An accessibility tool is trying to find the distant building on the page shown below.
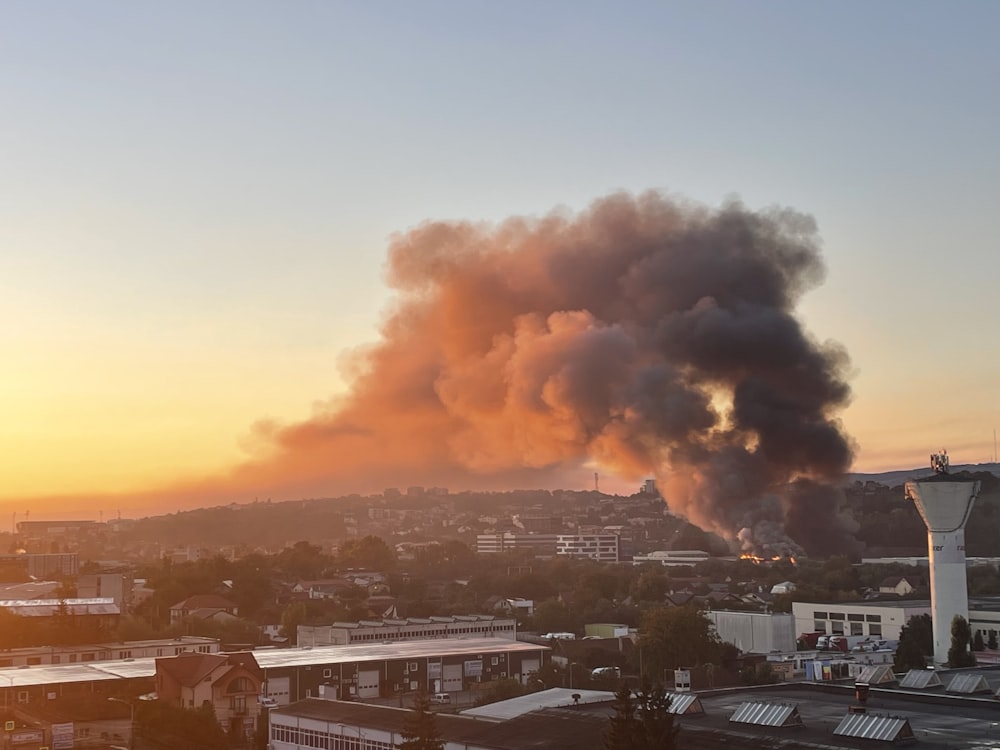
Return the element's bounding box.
[706,610,796,654]
[0,598,120,629]
[878,576,917,596]
[77,572,132,611]
[632,550,711,567]
[555,533,619,563]
[15,521,97,536]
[0,553,79,578]
[477,533,558,556]
[0,636,219,668]
[770,581,797,595]
[641,479,658,495]
[169,594,239,624]
[298,614,516,647]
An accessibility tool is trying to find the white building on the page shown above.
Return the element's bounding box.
[555,533,619,562]
[298,615,517,647]
[632,550,710,567]
[706,611,796,654]
[793,600,931,641]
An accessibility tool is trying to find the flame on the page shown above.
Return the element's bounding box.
[739,553,797,565]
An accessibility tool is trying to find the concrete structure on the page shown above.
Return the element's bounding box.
[0,638,549,712]
[0,553,79,578]
[706,611,796,654]
[0,636,218,668]
[904,473,980,664]
[792,600,931,641]
[297,615,516,646]
[77,572,132,611]
[631,550,710,566]
[555,533,619,562]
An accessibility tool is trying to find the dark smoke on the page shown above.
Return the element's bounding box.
[236,191,858,556]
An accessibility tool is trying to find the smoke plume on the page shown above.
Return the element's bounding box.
[188,191,859,555]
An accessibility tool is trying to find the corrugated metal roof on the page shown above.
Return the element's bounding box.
[666,693,704,715]
[462,688,613,721]
[857,665,896,684]
[834,713,914,742]
[0,638,545,688]
[728,701,802,727]
[945,672,991,694]
[898,669,941,689]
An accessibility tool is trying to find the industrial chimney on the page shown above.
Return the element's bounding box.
[904,451,980,665]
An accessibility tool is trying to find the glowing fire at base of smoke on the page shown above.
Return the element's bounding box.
[739,553,797,565]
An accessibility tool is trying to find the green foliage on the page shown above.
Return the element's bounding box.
[399,691,444,750]
[948,615,976,667]
[603,682,678,750]
[739,661,779,686]
[280,602,308,645]
[973,630,985,651]
[989,631,998,650]
[136,699,228,749]
[894,614,930,672]
[337,535,396,570]
[639,606,726,675]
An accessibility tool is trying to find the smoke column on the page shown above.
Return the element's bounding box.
[243,191,856,555]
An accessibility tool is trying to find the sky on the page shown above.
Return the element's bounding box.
[2,1,998,518]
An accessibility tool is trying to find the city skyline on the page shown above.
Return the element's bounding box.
[2,2,998,514]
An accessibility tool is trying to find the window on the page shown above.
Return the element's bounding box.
[831,623,844,635]
[491,657,499,666]
[408,662,418,671]
[323,669,332,678]
[829,612,844,621]
[26,657,41,666]
[847,614,864,622]
[850,622,864,636]
[813,621,827,633]
[865,614,882,622]
[230,695,247,715]
[228,677,251,694]
[869,624,882,637]
[17,691,28,704]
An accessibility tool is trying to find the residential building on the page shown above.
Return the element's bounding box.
[155,651,262,739]
[878,576,917,596]
[168,594,239,624]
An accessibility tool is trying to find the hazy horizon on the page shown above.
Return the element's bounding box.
[3,3,998,521]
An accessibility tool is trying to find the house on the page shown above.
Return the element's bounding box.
[878,576,917,596]
[770,581,796,595]
[155,651,262,738]
[169,594,239,624]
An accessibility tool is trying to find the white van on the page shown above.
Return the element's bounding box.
[431,693,451,705]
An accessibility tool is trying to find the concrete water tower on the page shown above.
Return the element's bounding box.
[904,451,980,665]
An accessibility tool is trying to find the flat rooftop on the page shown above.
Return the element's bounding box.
[0,637,548,688]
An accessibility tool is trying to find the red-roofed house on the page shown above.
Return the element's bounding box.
[155,651,262,738]
[169,594,239,624]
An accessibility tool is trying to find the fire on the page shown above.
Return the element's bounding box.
[739,553,797,565]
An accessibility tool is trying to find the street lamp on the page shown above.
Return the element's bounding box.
[107,698,135,750]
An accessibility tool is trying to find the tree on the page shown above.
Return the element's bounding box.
[399,691,444,750]
[603,684,637,750]
[973,630,986,652]
[989,630,998,650]
[603,682,678,750]
[337,535,396,570]
[948,615,976,667]
[639,606,725,676]
[740,662,778,686]
[893,615,929,672]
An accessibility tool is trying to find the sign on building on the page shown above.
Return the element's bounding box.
[51,722,74,750]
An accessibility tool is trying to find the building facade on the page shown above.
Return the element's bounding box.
[706,611,796,654]
[297,615,517,647]
[555,534,619,562]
